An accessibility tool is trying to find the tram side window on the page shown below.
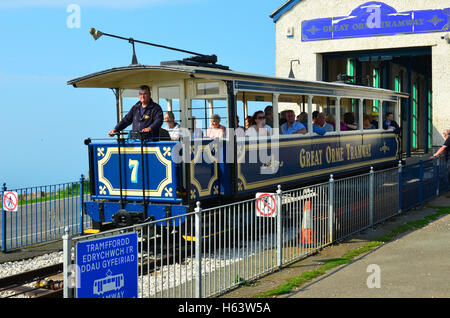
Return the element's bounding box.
[311,96,336,133]
[361,99,377,130]
[159,86,182,140]
[339,98,359,131]
[190,98,228,139]
[242,100,274,137]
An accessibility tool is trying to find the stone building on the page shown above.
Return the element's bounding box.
[271,0,450,155]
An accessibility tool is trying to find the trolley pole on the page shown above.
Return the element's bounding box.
[194,201,202,298]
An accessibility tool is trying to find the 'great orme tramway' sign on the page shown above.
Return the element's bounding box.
[301,1,450,42]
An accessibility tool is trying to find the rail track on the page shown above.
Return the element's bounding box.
[0,247,182,298]
[0,263,64,298]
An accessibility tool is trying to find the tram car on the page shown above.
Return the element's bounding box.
[68,49,407,231]
[93,273,124,295]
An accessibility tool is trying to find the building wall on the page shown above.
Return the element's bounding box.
[274,0,450,146]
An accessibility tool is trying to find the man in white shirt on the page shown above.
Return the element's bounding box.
[164,111,181,140]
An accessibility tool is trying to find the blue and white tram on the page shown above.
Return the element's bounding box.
[68,55,408,230]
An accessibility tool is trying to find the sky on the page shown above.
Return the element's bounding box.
[0,0,281,189]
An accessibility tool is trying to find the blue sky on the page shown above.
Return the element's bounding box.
[0,0,280,189]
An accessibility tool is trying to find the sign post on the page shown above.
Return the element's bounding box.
[76,232,138,298]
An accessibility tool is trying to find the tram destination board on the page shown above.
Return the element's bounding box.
[76,232,138,298]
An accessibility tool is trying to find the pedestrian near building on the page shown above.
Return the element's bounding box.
[433,129,450,160]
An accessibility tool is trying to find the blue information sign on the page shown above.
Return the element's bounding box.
[76,232,138,298]
[301,1,450,41]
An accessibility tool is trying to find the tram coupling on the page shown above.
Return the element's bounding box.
[112,209,144,227]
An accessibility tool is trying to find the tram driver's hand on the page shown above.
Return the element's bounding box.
[142,127,151,133]
[108,129,117,137]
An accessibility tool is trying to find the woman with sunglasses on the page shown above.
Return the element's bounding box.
[245,110,272,137]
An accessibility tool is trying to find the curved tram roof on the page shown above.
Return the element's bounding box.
[67,64,408,101]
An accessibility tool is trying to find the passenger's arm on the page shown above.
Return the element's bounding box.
[294,128,307,135]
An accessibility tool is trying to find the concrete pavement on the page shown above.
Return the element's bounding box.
[284,196,450,298]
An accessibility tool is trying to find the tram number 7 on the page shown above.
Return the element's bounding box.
[128,159,139,184]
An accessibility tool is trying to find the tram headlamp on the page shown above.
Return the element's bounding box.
[89,28,103,41]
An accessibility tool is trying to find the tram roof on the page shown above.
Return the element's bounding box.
[67,64,408,100]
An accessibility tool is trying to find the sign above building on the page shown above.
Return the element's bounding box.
[301,1,450,42]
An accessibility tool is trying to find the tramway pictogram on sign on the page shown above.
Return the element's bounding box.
[3,191,18,212]
[255,192,277,217]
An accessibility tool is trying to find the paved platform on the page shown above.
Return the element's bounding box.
[0,240,62,264]
[284,195,450,298]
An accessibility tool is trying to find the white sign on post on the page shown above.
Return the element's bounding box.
[255,192,278,217]
[3,191,18,212]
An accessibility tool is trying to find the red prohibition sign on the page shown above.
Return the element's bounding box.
[3,192,18,212]
[256,193,276,217]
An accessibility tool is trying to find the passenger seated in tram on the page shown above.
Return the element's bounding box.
[383,112,400,133]
[281,110,306,135]
[235,115,245,137]
[244,116,253,130]
[191,116,203,139]
[313,111,332,134]
[363,114,376,129]
[296,111,326,135]
[245,110,272,137]
[370,111,379,128]
[206,114,226,139]
[326,114,336,130]
[343,112,357,130]
[163,111,181,140]
[279,110,288,127]
[297,112,308,125]
[264,105,274,128]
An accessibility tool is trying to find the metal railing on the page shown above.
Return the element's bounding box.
[63,157,450,298]
[1,175,91,252]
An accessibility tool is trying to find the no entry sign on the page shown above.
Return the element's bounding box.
[255,192,278,217]
[3,192,18,212]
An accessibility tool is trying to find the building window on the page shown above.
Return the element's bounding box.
[373,68,380,112]
[395,76,400,92]
[347,59,356,111]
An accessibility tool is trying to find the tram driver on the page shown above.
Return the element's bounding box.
[108,85,163,139]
